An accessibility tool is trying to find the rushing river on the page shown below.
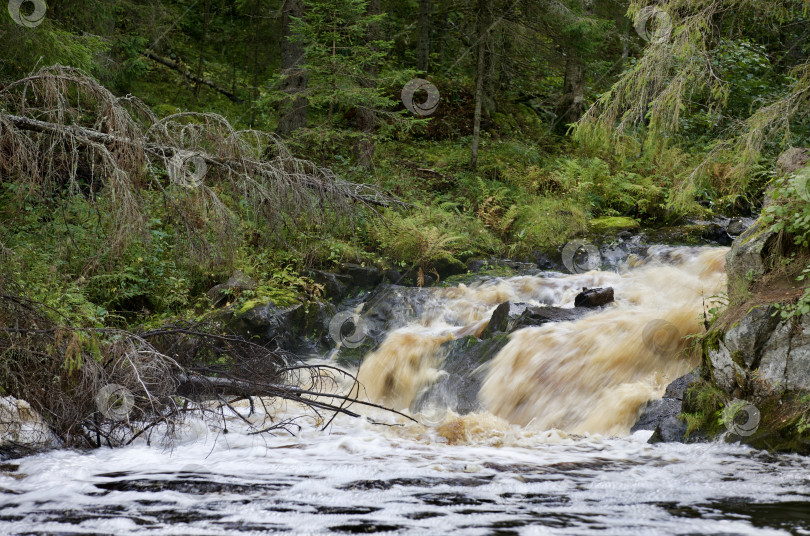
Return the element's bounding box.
[2,245,810,535]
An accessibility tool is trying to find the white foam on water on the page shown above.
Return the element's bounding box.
[2,246,808,535]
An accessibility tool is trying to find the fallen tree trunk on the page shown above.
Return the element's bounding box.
[141,51,241,103]
[1,113,395,208]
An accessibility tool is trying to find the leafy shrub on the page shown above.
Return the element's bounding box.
[507,197,587,256]
[370,204,501,270]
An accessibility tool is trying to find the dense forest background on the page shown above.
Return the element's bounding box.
[0,0,808,329]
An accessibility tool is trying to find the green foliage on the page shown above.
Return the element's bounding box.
[370,204,499,270]
[507,197,587,256]
[765,168,810,248]
[549,156,667,219]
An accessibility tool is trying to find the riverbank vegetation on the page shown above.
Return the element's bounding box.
[0,0,808,448]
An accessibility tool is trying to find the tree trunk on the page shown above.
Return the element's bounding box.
[417,0,433,72]
[355,0,381,169]
[554,0,592,133]
[554,47,584,133]
[470,0,491,168]
[277,0,308,137]
[194,0,210,100]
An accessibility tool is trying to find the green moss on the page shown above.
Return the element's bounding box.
[680,379,727,438]
[589,216,640,233]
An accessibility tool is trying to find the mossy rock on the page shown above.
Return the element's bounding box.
[589,216,640,234]
[643,224,715,245]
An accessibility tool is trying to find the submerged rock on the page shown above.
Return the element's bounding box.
[481,301,586,339]
[412,335,511,416]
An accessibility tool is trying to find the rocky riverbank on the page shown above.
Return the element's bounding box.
[633,149,810,453]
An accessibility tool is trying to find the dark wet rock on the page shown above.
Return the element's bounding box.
[339,263,383,288]
[481,302,585,339]
[466,258,489,273]
[648,415,689,443]
[726,217,747,238]
[481,302,530,338]
[633,372,698,444]
[206,270,257,306]
[664,371,698,400]
[309,269,353,302]
[701,223,732,246]
[331,285,435,367]
[358,285,433,336]
[633,398,683,433]
[533,250,563,271]
[413,334,511,415]
[513,305,585,329]
[384,268,403,285]
[574,287,614,308]
[229,300,335,354]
